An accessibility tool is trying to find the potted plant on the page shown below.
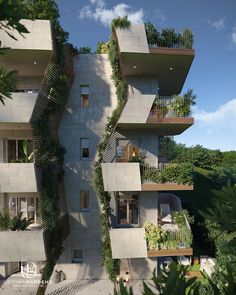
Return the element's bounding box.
[153,99,168,118]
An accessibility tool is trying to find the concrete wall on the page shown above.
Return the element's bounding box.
[102,163,141,191]
[0,163,38,192]
[0,93,37,123]
[118,94,155,124]
[115,24,149,53]
[0,230,46,262]
[59,54,117,279]
[0,20,53,50]
[139,192,158,227]
[127,76,158,97]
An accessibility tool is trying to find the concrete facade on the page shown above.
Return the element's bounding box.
[101,162,141,191]
[0,230,46,262]
[116,23,149,53]
[0,93,37,123]
[58,54,118,279]
[0,163,38,193]
[0,20,53,50]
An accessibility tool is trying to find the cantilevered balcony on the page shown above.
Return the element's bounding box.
[109,194,193,259]
[0,229,46,262]
[0,163,38,193]
[118,95,194,134]
[147,194,193,257]
[146,96,194,134]
[101,162,193,192]
[115,24,195,96]
[0,20,53,77]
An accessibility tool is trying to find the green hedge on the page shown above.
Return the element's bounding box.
[144,163,194,185]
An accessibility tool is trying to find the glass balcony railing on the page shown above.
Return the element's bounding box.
[149,96,193,119]
[147,28,194,49]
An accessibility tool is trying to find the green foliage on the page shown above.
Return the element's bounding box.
[0,66,17,104]
[144,163,194,185]
[144,221,193,250]
[0,210,33,231]
[222,151,236,166]
[111,16,130,31]
[173,209,194,227]
[145,22,160,45]
[145,22,194,49]
[144,222,162,250]
[173,145,223,169]
[78,46,92,54]
[143,264,200,295]
[204,183,236,233]
[0,0,29,39]
[23,0,69,46]
[93,22,128,280]
[208,165,236,186]
[96,41,110,54]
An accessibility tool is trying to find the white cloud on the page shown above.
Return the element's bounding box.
[208,18,225,31]
[79,2,144,26]
[154,9,166,23]
[194,99,236,126]
[231,27,236,44]
[176,99,236,151]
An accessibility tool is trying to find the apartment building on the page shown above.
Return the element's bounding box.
[59,23,195,280]
[0,19,195,282]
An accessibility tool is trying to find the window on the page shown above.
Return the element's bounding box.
[80,138,90,159]
[118,194,139,225]
[80,191,89,211]
[72,249,83,263]
[116,139,139,162]
[8,196,40,224]
[7,139,33,163]
[80,85,89,108]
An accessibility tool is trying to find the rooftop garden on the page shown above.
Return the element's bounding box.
[145,22,194,49]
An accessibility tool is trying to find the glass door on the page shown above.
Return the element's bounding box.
[118,194,139,226]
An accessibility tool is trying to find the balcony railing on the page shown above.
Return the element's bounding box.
[148,96,192,119]
[142,162,194,185]
[148,28,193,49]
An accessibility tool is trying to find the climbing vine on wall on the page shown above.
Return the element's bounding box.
[93,17,130,281]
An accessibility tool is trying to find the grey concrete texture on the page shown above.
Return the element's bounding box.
[110,228,147,259]
[0,230,46,262]
[0,93,37,123]
[118,95,155,124]
[0,163,38,193]
[101,162,141,191]
[58,54,118,279]
[0,20,53,50]
[115,23,149,53]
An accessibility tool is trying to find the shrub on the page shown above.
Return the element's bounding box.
[144,163,194,185]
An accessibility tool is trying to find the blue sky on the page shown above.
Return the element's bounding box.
[57,0,236,151]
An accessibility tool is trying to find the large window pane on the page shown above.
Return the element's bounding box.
[118,194,138,225]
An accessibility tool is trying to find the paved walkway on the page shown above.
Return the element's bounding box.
[45,279,152,295]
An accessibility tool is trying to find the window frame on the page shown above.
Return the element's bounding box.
[80,190,90,212]
[80,138,90,160]
[80,85,90,108]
